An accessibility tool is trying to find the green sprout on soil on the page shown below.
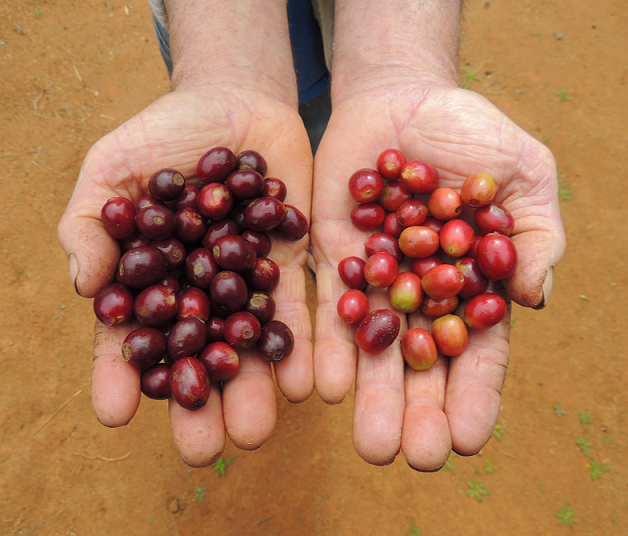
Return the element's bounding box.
[558,179,573,200]
[213,456,235,478]
[556,504,577,527]
[578,411,594,429]
[463,67,481,83]
[492,424,504,441]
[575,437,591,456]
[407,521,423,536]
[554,404,567,417]
[557,88,573,101]
[484,460,498,473]
[193,485,207,501]
[467,479,490,502]
[578,294,591,301]
[588,459,610,481]
[603,435,613,446]
[443,452,458,473]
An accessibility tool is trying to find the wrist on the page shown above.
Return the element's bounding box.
[165,0,298,106]
[331,0,461,102]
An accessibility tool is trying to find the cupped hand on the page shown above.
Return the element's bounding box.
[57,87,314,467]
[311,82,566,469]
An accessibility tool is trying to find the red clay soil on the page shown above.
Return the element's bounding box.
[1,0,627,534]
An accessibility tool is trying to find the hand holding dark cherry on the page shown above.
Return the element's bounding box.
[57,87,313,467]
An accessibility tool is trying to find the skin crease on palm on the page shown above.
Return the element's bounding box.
[57,88,315,467]
[311,83,566,470]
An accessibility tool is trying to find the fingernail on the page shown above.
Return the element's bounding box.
[69,254,81,296]
[407,461,445,473]
[534,267,554,310]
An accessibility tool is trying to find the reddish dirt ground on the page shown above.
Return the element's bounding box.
[1,0,627,534]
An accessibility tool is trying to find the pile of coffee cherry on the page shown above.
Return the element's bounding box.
[338,149,517,370]
[93,147,307,411]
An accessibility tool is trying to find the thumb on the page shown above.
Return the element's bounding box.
[57,204,121,298]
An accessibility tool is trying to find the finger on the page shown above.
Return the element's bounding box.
[57,191,124,298]
[91,320,141,427]
[445,302,511,456]
[497,143,566,309]
[313,261,360,403]
[221,348,276,450]
[271,261,314,403]
[401,313,452,472]
[169,382,226,468]
[352,289,406,466]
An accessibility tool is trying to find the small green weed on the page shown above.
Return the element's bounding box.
[603,435,613,446]
[407,521,423,536]
[467,478,490,502]
[575,437,591,456]
[213,456,235,478]
[492,424,504,441]
[464,67,481,83]
[193,485,207,501]
[443,452,458,473]
[588,459,610,481]
[484,460,498,473]
[558,179,573,200]
[557,88,573,102]
[556,504,577,527]
[554,404,567,418]
[578,411,594,429]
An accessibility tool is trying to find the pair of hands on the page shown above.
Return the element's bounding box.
[57,79,565,469]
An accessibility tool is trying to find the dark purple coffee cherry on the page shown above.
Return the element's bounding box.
[244,257,280,292]
[119,232,152,253]
[262,177,287,202]
[135,204,175,240]
[135,194,166,211]
[198,183,233,221]
[152,238,186,271]
[177,287,211,322]
[206,316,226,342]
[209,271,248,313]
[202,219,240,250]
[212,235,256,272]
[241,230,272,257]
[174,207,207,244]
[274,204,308,241]
[225,169,264,200]
[93,283,134,327]
[198,342,240,382]
[101,197,136,240]
[170,357,211,410]
[236,149,268,176]
[243,291,276,324]
[244,196,287,231]
[184,248,219,289]
[257,320,294,362]
[134,284,178,327]
[224,311,261,349]
[173,184,201,211]
[122,327,167,369]
[116,246,168,289]
[197,147,237,185]
[141,363,171,400]
[167,317,208,361]
[148,168,186,201]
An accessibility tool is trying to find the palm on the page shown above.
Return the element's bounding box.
[58,88,314,467]
[312,86,565,468]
